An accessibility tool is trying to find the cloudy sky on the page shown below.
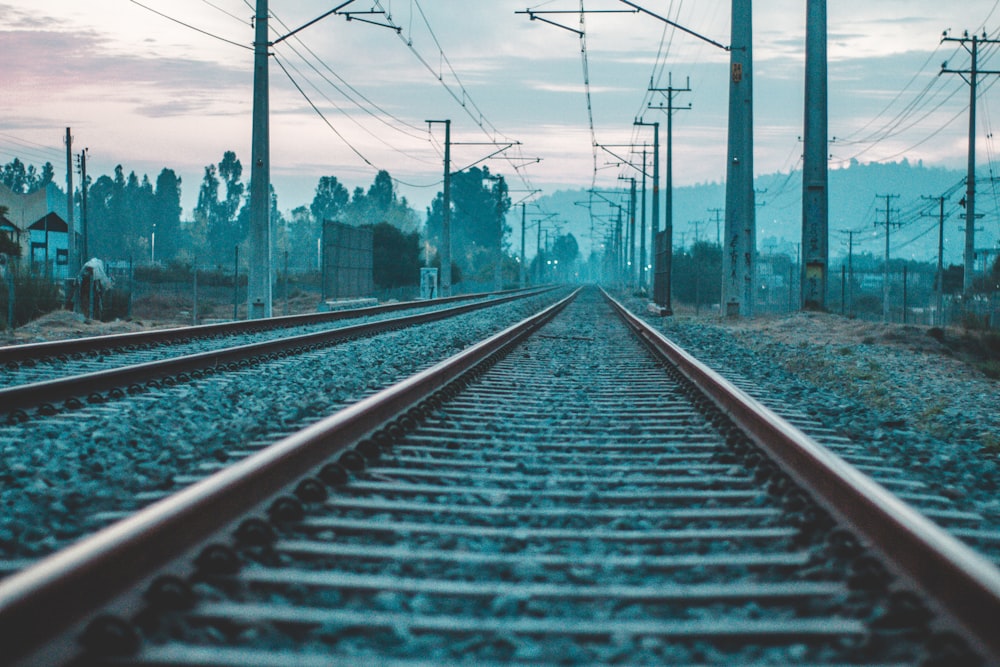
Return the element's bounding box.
[3,0,1000,229]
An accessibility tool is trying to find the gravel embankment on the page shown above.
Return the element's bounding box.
[631,301,1000,559]
[0,290,569,564]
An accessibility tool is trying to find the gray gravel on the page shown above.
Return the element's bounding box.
[627,298,1000,561]
[0,290,569,565]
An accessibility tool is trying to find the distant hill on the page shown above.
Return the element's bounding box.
[519,160,992,265]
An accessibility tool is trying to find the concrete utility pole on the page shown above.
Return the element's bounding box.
[876,194,900,323]
[802,0,828,310]
[722,0,755,317]
[64,128,75,275]
[941,30,1000,292]
[247,0,272,319]
[648,74,691,314]
[427,120,452,296]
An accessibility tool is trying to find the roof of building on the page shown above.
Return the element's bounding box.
[27,212,68,233]
[0,214,17,231]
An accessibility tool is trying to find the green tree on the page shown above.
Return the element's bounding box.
[425,166,510,280]
[310,176,349,224]
[152,169,183,261]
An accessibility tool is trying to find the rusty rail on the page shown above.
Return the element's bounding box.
[602,289,1000,663]
[1,288,556,416]
[0,289,578,666]
[0,287,550,365]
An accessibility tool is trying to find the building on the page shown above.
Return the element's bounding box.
[0,182,75,279]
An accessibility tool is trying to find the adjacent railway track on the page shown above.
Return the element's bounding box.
[2,286,998,665]
[0,288,552,419]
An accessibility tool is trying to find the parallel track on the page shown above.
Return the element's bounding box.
[2,287,998,665]
[0,289,551,419]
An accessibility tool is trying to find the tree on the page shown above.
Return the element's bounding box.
[310,176,349,224]
[151,169,182,261]
[425,166,510,280]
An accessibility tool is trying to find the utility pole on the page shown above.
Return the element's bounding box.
[634,120,660,301]
[723,0,755,317]
[708,208,723,246]
[640,145,648,289]
[876,194,900,323]
[802,0,828,310]
[64,128,75,275]
[247,0,272,319]
[427,120,452,296]
[941,30,1000,292]
[629,176,637,285]
[520,202,527,289]
[648,73,691,314]
[493,174,505,292]
[76,149,89,263]
[838,229,857,316]
[922,195,950,324]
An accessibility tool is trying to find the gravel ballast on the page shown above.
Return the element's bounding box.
[0,290,569,565]
[632,302,1000,561]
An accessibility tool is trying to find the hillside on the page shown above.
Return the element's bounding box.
[522,160,990,265]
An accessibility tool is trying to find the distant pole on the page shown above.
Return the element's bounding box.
[192,267,199,326]
[78,149,89,262]
[722,0,755,317]
[428,120,452,296]
[640,144,648,288]
[802,0,828,310]
[65,127,76,275]
[649,73,691,313]
[283,249,289,316]
[937,198,946,324]
[247,0,272,319]
[941,31,1000,291]
[877,194,900,323]
[520,202,526,289]
[629,177,637,286]
[233,245,240,320]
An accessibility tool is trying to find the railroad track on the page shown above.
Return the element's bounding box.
[0,288,552,420]
[2,286,999,665]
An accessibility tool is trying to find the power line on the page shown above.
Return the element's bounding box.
[129,0,252,50]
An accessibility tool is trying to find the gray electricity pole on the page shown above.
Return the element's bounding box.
[722,0,755,317]
[941,30,1000,292]
[427,120,452,296]
[247,0,272,319]
[802,0,828,310]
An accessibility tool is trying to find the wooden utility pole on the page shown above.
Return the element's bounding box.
[648,73,691,313]
[876,194,900,323]
[941,30,1000,292]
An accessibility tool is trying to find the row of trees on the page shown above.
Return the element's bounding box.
[2,155,566,291]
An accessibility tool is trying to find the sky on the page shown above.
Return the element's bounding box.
[4,0,1000,258]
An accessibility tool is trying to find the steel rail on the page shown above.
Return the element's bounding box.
[602,289,1000,662]
[0,288,558,416]
[0,289,579,666]
[0,287,550,365]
